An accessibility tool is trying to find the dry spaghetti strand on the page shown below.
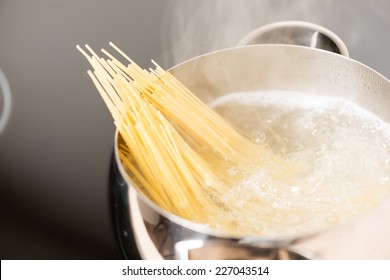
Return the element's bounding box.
[77,43,282,224]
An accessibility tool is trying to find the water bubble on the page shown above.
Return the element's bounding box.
[290,186,301,195]
[209,90,390,237]
[374,120,382,128]
[249,130,266,143]
[379,176,390,185]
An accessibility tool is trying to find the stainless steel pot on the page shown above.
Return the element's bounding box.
[111,22,390,260]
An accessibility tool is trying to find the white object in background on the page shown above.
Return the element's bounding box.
[0,68,12,135]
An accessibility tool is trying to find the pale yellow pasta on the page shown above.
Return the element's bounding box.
[77,43,287,226]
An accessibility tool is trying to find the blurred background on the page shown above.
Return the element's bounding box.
[0,0,389,259]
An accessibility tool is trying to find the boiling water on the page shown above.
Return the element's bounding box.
[208,90,390,238]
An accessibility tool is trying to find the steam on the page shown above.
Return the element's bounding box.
[162,0,390,73]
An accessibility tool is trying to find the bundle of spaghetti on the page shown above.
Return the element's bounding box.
[76,43,289,224]
[77,44,230,221]
[99,43,270,160]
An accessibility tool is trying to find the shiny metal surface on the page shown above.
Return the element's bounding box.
[114,44,390,259]
[175,240,310,260]
[238,21,349,56]
[0,68,12,135]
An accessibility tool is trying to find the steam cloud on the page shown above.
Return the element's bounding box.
[162,0,390,73]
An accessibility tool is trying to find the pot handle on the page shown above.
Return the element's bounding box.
[238,21,349,57]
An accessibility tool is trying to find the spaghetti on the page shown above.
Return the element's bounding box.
[77,43,286,227]
[78,44,390,238]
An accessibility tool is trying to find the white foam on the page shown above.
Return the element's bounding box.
[208,90,390,238]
